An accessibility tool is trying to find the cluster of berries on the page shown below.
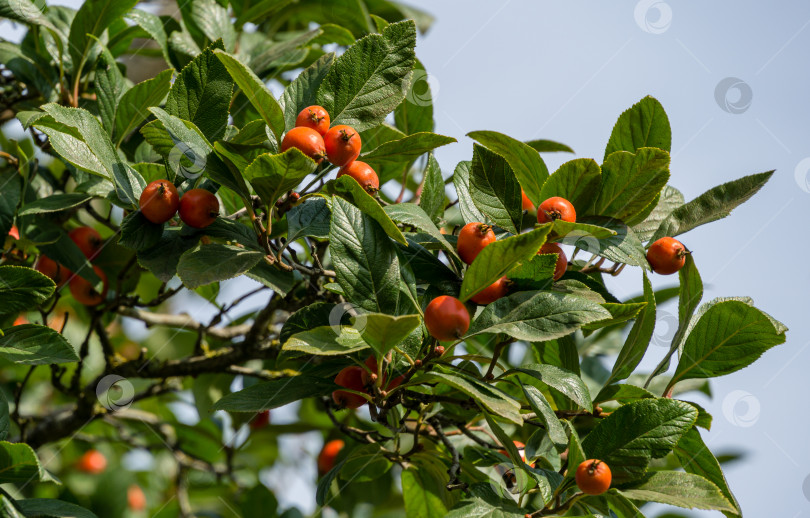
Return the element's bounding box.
[139,181,220,229]
[283,105,380,194]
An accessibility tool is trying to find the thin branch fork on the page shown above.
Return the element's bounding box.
[117,306,251,340]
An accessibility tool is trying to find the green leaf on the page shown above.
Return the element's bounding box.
[360,313,421,357]
[383,202,457,260]
[0,266,55,312]
[126,9,171,66]
[280,52,335,131]
[212,375,335,411]
[286,196,331,241]
[394,58,434,135]
[333,175,407,245]
[188,0,236,52]
[650,171,774,243]
[415,370,522,425]
[452,160,486,223]
[0,171,20,238]
[647,254,703,384]
[317,20,417,131]
[578,216,649,268]
[402,461,453,518]
[668,299,787,389]
[674,428,741,515]
[245,262,297,296]
[94,44,124,136]
[361,132,456,167]
[18,193,91,216]
[604,96,672,159]
[136,226,205,282]
[235,0,295,26]
[118,211,164,251]
[632,184,684,242]
[459,225,551,302]
[0,441,53,484]
[177,244,264,289]
[15,500,98,518]
[35,230,101,286]
[505,254,556,291]
[524,139,574,154]
[539,158,601,215]
[113,68,173,145]
[468,130,549,206]
[520,381,567,451]
[215,50,285,142]
[467,291,610,344]
[590,148,670,222]
[244,148,318,204]
[0,0,57,32]
[617,471,736,512]
[0,324,78,365]
[166,40,233,141]
[283,326,369,356]
[329,196,401,314]
[507,364,592,411]
[469,143,523,234]
[419,152,444,221]
[31,121,107,178]
[605,272,655,385]
[147,108,250,199]
[340,443,392,482]
[68,0,138,78]
[445,484,525,517]
[581,398,697,483]
[582,302,646,331]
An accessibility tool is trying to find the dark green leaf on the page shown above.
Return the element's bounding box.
[283,326,369,356]
[329,197,400,314]
[136,226,201,282]
[524,139,574,154]
[317,20,416,131]
[507,363,592,411]
[452,160,486,223]
[650,171,773,243]
[165,40,233,141]
[520,382,567,451]
[68,0,139,78]
[469,144,523,234]
[177,244,263,289]
[419,152,444,221]
[0,392,8,441]
[460,225,552,302]
[468,130,549,206]
[213,375,336,411]
[18,193,91,216]
[578,216,649,268]
[215,50,285,141]
[118,211,164,251]
[113,68,173,145]
[0,324,77,365]
[539,158,601,215]
[188,0,236,52]
[590,148,670,222]
[415,370,522,425]
[339,443,392,482]
[581,398,697,483]
[333,175,407,245]
[126,9,171,66]
[94,44,124,136]
[287,196,331,241]
[360,313,421,357]
[674,428,741,515]
[605,272,655,385]
[0,266,55,312]
[244,148,318,204]
[0,441,51,484]
[632,184,684,242]
[361,132,455,167]
[604,96,672,159]
[16,499,98,518]
[617,471,736,512]
[383,202,457,260]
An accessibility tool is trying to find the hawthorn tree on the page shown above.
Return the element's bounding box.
[0,0,787,516]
